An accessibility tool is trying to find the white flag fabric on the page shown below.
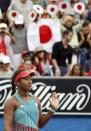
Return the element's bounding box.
[27,22,40,51]
[51,19,61,43]
[27,18,61,53]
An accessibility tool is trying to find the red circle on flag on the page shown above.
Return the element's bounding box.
[39,25,52,44]
[50,8,55,12]
[77,5,82,10]
[12,12,17,17]
[31,13,34,17]
[62,3,67,9]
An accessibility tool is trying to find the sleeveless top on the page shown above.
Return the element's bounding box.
[12,93,39,131]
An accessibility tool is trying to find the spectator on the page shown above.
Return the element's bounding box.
[11,14,28,70]
[34,46,52,76]
[61,15,83,48]
[19,58,34,69]
[66,63,86,76]
[9,0,33,27]
[87,0,91,9]
[41,10,51,18]
[0,55,14,78]
[61,15,82,66]
[0,22,15,68]
[19,58,40,76]
[52,30,73,76]
[21,51,34,61]
[77,20,91,65]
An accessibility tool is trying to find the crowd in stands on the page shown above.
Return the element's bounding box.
[0,0,91,78]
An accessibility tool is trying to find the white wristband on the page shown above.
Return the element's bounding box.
[48,107,56,113]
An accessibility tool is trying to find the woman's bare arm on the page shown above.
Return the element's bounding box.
[4,98,15,131]
[35,94,59,128]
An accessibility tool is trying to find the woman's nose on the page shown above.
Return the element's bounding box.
[29,79,32,84]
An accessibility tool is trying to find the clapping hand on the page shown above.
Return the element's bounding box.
[87,34,91,43]
[49,92,59,110]
[80,32,85,41]
[55,68,61,76]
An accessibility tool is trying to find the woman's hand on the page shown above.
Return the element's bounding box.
[49,92,59,110]
[55,68,61,76]
[87,34,91,43]
[80,31,85,42]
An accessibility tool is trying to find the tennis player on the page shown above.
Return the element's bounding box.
[4,69,59,131]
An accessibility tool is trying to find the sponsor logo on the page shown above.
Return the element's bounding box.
[0,79,91,115]
[32,82,91,111]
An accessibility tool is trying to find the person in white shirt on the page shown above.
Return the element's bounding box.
[9,0,33,27]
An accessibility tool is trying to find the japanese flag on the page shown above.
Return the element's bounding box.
[27,18,61,53]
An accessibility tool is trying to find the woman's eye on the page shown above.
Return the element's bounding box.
[22,76,31,80]
[26,77,31,80]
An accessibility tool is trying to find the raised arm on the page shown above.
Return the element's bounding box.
[35,93,59,128]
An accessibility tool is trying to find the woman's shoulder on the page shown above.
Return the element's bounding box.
[4,96,17,108]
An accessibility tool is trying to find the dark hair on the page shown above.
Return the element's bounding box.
[82,20,89,27]
[63,30,72,38]
[14,24,24,28]
[11,69,25,95]
[34,14,40,22]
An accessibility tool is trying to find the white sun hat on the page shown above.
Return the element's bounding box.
[14,14,24,25]
[1,55,11,64]
[0,23,8,29]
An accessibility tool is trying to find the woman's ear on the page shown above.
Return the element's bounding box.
[15,81,20,86]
